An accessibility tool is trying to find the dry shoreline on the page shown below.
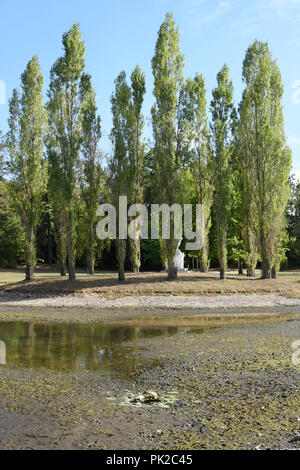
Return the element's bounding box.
[2,292,300,309]
[0,296,300,325]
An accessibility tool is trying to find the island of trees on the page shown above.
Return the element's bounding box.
[0,14,299,282]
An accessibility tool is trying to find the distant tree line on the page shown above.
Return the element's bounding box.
[0,14,297,281]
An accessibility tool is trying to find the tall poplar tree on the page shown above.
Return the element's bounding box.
[151,12,185,280]
[47,23,86,281]
[47,145,67,276]
[238,41,292,279]
[7,57,47,280]
[127,66,146,273]
[210,65,234,280]
[80,74,102,275]
[109,71,131,281]
[180,74,213,272]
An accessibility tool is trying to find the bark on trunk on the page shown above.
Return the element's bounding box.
[25,265,34,281]
[116,239,126,282]
[245,230,257,278]
[86,222,95,275]
[167,240,178,281]
[199,246,210,273]
[60,264,67,277]
[129,238,141,274]
[260,238,272,279]
[238,258,244,275]
[66,210,76,281]
[219,237,227,280]
[271,267,277,279]
[87,249,95,275]
[57,211,67,276]
[247,269,256,277]
[48,218,52,266]
[25,223,35,281]
[220,267,226,280]
[261,267,271,279]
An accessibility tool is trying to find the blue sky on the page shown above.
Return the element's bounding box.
[0,0,299,177]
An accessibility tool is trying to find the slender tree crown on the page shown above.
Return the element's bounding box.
[210,64,235,279]
[238,39,292,278]
[7,55,47,280]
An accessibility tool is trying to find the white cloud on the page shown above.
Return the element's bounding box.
[257,0,300,20]
[198,1,231,24]
[227,0,300,36]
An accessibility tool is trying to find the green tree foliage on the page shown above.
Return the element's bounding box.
[47,23,87,281]
[0,180,24,267]
[210,65,234,280]
[109,71,132,281]
[127,66,146,273]
[151,12,185,280]
[109,68,146,279]
[47,146,67,276]
[179,74,213,272]
[286,176,300,267]
[1,20,296,280]
[80,73,103,275]
[7,56,47,280]
[238,40,292,279]
[0,131,4,177]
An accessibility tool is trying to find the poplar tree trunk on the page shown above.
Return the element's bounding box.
[260,235,272,279]
[238,258,244,275]
[200,243,209,273]
[25,224,35,281]
[25,265,34,281]
[245,230,257,277]
[60,262,67,277]
[271,267,277,279]
[116,239,126,281]
[129,238,141,273]
[218,231,227,280]
[86,222,95,275]
[247,268,256,277]
[56,211,67,276]
[220,266,226,280]
[67,210,76,281]
[48,215,52,266]
[167,239,178,281]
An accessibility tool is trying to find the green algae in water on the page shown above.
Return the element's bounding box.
[0,321,193,377]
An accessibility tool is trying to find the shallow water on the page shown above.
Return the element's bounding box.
[0,321,201,377]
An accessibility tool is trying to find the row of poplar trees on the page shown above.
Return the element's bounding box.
[3,13,292,281]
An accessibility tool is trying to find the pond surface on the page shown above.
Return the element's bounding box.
[0,321,201,377]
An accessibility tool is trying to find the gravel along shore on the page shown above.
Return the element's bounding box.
[1,293,300,309]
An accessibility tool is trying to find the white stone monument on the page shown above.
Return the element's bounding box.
[174,239,188,272]
[161,240,188,272]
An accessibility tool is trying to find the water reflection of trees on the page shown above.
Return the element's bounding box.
[0,322,179,375]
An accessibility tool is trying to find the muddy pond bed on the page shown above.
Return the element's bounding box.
[0,316,299,450]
